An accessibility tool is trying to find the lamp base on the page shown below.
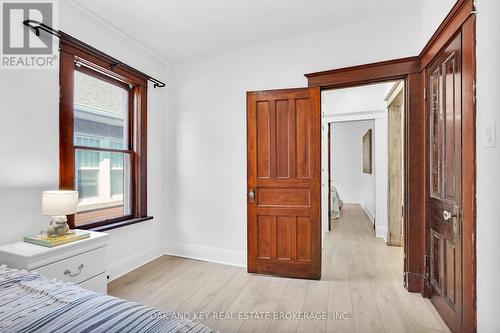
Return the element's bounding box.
[47,215,70,237]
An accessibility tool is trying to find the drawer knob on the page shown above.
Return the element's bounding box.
[64,264,84,277]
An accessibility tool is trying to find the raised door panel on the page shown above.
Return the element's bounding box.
[276,100,291,178]
[296,98,311,178]
[257,215,272,259]
[443,53,460,202]
[257,101,271,179]
[257,188,310,207]
[276,216,292,260]
[296,217,312,262]
[445,240,456,305]
[430,66,442,199]
[430,230,442,291]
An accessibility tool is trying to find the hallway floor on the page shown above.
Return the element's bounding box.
[109,204,450,332]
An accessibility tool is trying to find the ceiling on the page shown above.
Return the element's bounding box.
[67,0,423,61]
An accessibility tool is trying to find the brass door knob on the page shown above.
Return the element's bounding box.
[248,189,255,203]
[443,210,452,220]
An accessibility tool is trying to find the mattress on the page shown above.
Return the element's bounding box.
[0,265,214,333]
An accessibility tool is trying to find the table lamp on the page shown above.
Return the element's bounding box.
[41,190,78,237]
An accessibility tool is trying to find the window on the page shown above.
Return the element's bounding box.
[59,38,151,230]
[73,71,132,225]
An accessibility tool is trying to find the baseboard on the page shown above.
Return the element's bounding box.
[375,226,387,242]
[360,202,375,224]
[107,244,164,282]
[164,241,246,268]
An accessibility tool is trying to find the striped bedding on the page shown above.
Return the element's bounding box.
[0,265,214,333]
[330,186,343,219]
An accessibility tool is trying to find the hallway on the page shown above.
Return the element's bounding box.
[323,204,450,332]
[109,204,450,332]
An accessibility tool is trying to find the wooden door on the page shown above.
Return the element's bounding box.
[247,87,321,279]
[427,33,462,332]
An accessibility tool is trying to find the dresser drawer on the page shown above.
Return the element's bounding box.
[35,246,106,284]
[79,273,107,294]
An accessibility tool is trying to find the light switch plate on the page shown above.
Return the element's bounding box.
[483,120,496,149]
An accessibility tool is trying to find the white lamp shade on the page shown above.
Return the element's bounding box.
[41,190,78,216]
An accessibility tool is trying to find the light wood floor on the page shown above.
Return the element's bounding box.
[108,204,450,333]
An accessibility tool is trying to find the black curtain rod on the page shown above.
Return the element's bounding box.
[23,20,166,88]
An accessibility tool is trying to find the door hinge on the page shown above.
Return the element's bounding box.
[424,87,428,101]
[424,255,431,281]
[453,206,462,235]
[473,78,477,104]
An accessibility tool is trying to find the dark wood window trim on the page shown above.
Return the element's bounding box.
[59,37,152,230]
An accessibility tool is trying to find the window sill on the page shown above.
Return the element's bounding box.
[84,216,154,232]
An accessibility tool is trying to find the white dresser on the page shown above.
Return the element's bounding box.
[0,231,109,294]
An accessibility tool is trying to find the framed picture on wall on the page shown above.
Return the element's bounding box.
[362,129,372,174]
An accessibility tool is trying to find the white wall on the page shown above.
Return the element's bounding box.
[330,120,375,220]
[322,83,391,115]
[421,0,456,46]
[0,71,59,245]
[330,122,364,204]
[475,0,500,331]
[0,1,170,280]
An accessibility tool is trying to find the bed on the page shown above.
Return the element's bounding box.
[0,265,214,333]
[330,186,343,219]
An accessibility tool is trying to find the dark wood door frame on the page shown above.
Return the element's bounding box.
[308,65,424,290]
[304,0,476,331]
